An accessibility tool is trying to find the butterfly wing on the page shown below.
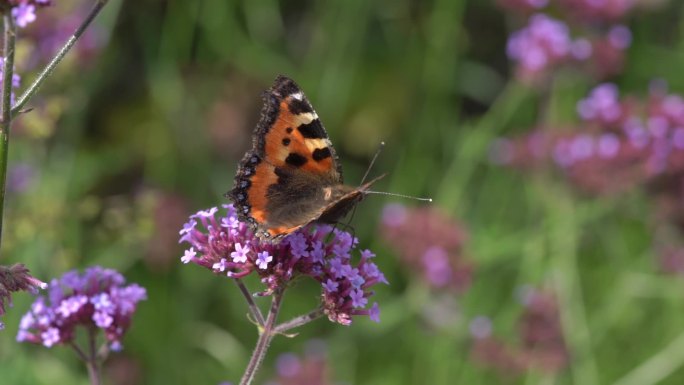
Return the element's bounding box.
[229,75,344,241]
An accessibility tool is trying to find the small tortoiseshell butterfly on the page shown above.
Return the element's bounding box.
[228,75,383,242]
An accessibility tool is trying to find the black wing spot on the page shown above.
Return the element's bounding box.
[282,138,291,146]
[312,147,332,161]
[286,127,293,134]
[288,99,313,114]
[298,119,326,139]
[285,153,308,167]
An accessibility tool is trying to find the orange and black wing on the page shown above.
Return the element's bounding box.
[228,75,343,241]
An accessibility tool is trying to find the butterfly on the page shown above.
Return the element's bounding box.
[227,75,383,242]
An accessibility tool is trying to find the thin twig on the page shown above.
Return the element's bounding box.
[69,341,89,362]
[238,290,284,385]
[0,11,16,251]
[11,0,109,115]
[234,278,265,327]
[273,308,324,335]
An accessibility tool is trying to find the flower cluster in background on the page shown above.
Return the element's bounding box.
[491,82,684,267]
[179,204,387,325]
[266,340,332,385]
[380,204,473,292]
[492,83,684,195]
[16,267,146,350]
[498,0,663,83]
[470,288,568,375]
[499,0,641,21]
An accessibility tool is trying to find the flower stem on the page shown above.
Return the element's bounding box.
[70,335,101,385]
[86,327,102,385]
[86,360,101,385]
[273,307,324,334]
[234,278,265,327]
[11,0,109,115]
[238,290,284,385]
[0,11,16,252]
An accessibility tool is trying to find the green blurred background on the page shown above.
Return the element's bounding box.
[3,0,684,384]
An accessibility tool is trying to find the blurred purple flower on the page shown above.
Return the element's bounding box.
[7,163,35,193]
[179,204,386,325]
[0,263,46,330]
[576,83,622,124]
[12,3,36,27]
[507,14,572,75]
[608,25,632,49]
[16,267,146,349]
[269,340,332,385]
[381,205,473,293]
[469,316,493,339]
[470,288,567,376]
[559,0,635,22]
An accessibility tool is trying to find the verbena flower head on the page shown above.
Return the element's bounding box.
[470,288,567,376]
[507,14,573,79]
[492,82,684,195]
[506,13,632,83]
[380,204,473,292]
[16,267,146,349]
[179,204,387,325]
[0,263,46,330]
[268,340,331,385]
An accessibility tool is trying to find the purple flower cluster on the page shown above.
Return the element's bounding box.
[497,0,548,14]
[492,82,684,194]
[559,0,635,22]
[380,204,473,292]
[470,288,567,376]
[506,13,631,82]
[499,0,642,23]
[5,0,52,28]
[267,340,331,385]
[506,14,574,75]
[16,267,146,349]
[0,263,46,330]
[179,204,386,325]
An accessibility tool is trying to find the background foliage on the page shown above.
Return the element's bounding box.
[3,0,684,384]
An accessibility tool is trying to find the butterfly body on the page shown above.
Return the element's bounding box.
[228,76,381,242]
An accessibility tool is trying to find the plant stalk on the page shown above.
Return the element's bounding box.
[273,308,324,334]
[86,327,101,385]
[238,290,284,385]
[0,11,16,252]
[234,278,265,327]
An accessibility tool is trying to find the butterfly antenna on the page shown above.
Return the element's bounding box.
[345,143,385,227]
[364,190,433,202]
[360,141,385,185]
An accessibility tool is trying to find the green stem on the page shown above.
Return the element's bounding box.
[86,328,102,385]
[11,0,109,115]
[238,291,284,385]
[234,278,265,327]
[273,308,324,334]
[0,11,16,252]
